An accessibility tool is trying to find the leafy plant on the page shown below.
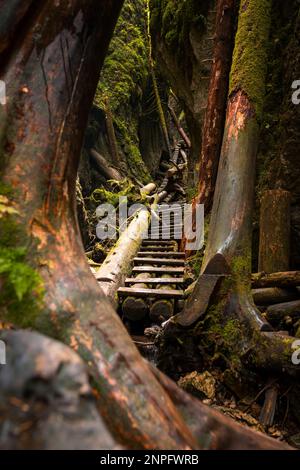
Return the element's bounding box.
[0,194,44,326]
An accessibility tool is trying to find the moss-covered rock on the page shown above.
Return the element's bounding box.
[90,0,154,183]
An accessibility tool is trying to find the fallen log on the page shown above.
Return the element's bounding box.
[90,149,122,181]
[266,300,300,324]
[97,182,166,302]
[97,208,150,303]
[252,288,299,306]
[168,105,191,149]
[252,271,300,288]
[258,190,291,273]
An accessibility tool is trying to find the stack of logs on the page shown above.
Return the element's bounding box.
[252,190,300,338]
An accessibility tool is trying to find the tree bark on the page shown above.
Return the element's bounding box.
[0,0,34,55]
[252,287,299,306]
[258,190,291,273]
[266,300,300,324]
[0,330,120,450]
[252,271,300,288]
[0,0,199,449]
[194,0,235,211]
[184,0,300,377]
[168,105,191,149]
[90,149,122,181]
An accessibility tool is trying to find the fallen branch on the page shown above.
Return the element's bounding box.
[90,149,122,181]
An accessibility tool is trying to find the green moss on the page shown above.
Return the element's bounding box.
[92,0,152,183]
[90,178,145,207]
[0,193,44,327]
[114,116,151,182]
[231,253,252,289]
[150,0,207,59]
[94,0,149,112]
[203,298,243,371]
[230,0,272,119]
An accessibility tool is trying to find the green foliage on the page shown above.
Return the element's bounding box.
[90,178,146,207]
[150,0,206,57]
[0,193,44,327]
[230,0,272,119]
[94,0,149,112]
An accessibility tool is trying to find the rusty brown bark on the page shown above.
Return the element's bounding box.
[168,105,191,149]
[195,0,235,211]
[1,0,296,450]
[180,0,300,378]
[0,0,199,449]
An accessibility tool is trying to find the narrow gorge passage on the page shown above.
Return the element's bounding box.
[1,0,300,455]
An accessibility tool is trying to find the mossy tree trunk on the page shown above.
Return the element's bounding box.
[197,0,300,376]
[0,0,295,450]
[0,0,200,449]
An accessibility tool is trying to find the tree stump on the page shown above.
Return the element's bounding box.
[258,190,291,273]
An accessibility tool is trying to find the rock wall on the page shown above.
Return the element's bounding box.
[150,0,217,185]
[80,0,166,198]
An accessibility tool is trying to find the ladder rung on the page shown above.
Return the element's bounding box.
[133,257,185,266]
[125,277,184,285]
[137,251,185,258]
[133,266,185,274]
[118,287,184,299]
[139,246,176,252]
[142,240,177,245]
